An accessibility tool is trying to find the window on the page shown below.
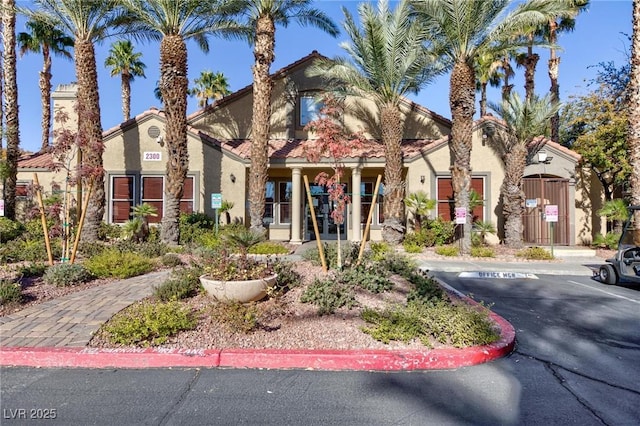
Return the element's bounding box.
[180,177,194,214]
[436,177,485,222]
[141,176,164,223]
[361,181,384,225]
[263,180,292,225]
[111,176,134,223]
[16,182,29,199]
[298,93,323,128]
[278,181,292,224]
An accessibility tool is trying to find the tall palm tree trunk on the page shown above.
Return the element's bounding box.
[479,81,488,117]
[121,72,131,121]
[502,142,528,247]
[380,104,405,244]
[548,20,560,142]
[75,39,104,242]
[159,35,189,245]
[629,0,640,244]
[523,45,539,103]
[2,0,18,220]
[39,50,52,151]
[249,15,275,234]
[449,60,475,253]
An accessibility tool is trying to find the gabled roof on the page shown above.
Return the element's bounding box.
[474,115,581,162]
[16,150,55,169]
[187,50,451,127]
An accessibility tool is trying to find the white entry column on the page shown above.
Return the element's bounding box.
[351,167,362,242]
[290,167,302,244]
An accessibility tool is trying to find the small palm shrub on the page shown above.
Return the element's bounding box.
[516,246,553,260]
[435,245,459,257]
[43,263,93,287]
[84,248,155,279]
[0,280,22,305]
[101,300,196,346]
[592,232,620,250]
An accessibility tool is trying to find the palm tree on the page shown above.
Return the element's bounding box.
[475,51,502,117]
[118,0,242,245]
[310,0,440,244]
[404,190,436,233]
[22,0,122,242]
[17,17,74,152]
[488,92,560,247]
[237,0,339,233]
[629,0,640,244]
[410,0,565,253]
[104,39,146,121]
[3,0,19,220]
[189,70,230,107]
[598,199,629,235]
[545,0,589,142]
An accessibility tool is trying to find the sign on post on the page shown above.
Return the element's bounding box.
[0,199,4,217]
[544,205,558,222]
[455,207,466,225]
[211,193,222,209]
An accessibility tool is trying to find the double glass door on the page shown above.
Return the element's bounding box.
[305,184,346,240]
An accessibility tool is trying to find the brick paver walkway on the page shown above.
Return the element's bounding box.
[0,270,170,348]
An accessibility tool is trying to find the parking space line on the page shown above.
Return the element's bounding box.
[567,280,640,304]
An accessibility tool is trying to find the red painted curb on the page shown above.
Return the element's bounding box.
[0,310,514,371]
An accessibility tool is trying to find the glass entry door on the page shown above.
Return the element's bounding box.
[305,184,346,240]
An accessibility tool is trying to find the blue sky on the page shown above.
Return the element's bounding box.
[14,0,633,152]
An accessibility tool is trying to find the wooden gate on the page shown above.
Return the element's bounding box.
[522,177,570,245]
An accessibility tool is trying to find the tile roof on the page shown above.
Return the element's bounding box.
[217,138,441,161]
[16,151,55,169]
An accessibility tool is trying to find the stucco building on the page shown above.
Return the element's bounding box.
[17,51,603,245]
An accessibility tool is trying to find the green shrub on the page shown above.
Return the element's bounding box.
[160,253,183,268]
[407,272,446,304]
[78,241,109,258]
[18,263,47,278]
[516,246,553,260]
[210,301,260,334]
[43,263,93,287]
[380,253,417,277]
[369,241,391,261]
[179,212,215,244]
[272,261,302,295]
[0,217,25,242]
[195,230,223,250]
[425,218,455,245]
[0,238,62,263]
[300,277,357,315]
[435,245,459,257]
[402,241,423,253]
[153,266,202,302]
[592,232,620,250]
[248,241,290,255]
[98,222,122,241]
[113,240,169,258]
[338,263,393,294]
[362,300,499,348]
[0,280,22,305]
[470,246,495,258]
[84,248,155,278]
[102,300,196,346]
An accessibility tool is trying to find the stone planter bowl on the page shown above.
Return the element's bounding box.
[199,274,278,303]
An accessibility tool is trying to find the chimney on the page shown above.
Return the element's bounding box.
[51,83,78,140]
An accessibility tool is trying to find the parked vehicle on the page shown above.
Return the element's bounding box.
[598,206,640,285]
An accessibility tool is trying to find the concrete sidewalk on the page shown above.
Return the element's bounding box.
[1,247,600,370]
